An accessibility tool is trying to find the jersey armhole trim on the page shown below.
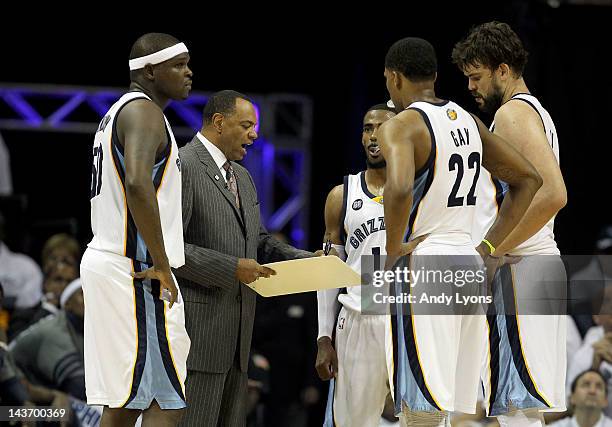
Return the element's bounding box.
[508,96,546,132]
[407,107,435,178]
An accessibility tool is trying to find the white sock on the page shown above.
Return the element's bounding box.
[497,408,544,427]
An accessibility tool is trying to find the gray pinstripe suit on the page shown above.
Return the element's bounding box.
[174,137,311,426]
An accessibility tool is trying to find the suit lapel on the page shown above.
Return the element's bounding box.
[191,139,245,230]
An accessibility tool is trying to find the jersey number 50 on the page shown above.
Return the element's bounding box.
[90,145,103,199]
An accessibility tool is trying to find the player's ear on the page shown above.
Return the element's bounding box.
[498,63,511,81]
[212,113,224,134]
[393,71,402,91]
[143,64,156,82]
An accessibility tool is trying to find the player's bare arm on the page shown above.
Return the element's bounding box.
[379,111,429,257]
[323,184,344,246]
[315,184,343,381]
[490,101,567,254]
[475,113,543,256]
[118,100,178,307]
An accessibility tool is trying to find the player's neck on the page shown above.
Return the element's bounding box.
[575,408,602,427]
[404,87,441,107]
[502,78,530,104]
[129,82,169,109]
[365,168,386,196]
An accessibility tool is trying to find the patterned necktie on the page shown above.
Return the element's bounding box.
[223,161,240,208]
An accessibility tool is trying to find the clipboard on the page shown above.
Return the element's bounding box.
[246,256,361,297]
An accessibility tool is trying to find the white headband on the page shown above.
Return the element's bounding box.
[129,42,188,70]
[60,278,82,309]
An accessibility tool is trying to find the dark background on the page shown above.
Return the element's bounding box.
[1,1,611,260]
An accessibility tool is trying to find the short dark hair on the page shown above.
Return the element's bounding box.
[571,369,608,396]
[451,21,529,77]
[385,37,437,82]
[129,33,180,61]
[203,90,252,125]
[366,103,395,114]
[129,33,181,81]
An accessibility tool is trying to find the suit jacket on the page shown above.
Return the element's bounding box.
[174,137,311,373]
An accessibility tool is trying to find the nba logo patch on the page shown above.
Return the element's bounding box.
[338,317,345,330]
[176,158,181,172]
[446,108,458,120]
[352,199,363,210]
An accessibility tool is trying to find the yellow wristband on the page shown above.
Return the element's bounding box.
[482,239,496,255]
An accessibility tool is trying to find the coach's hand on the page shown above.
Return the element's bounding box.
[316,336,338,381]
[237,258,276,284]
[132,264,178,308]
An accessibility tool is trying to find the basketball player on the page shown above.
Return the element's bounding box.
[316,103,420,427]
[452,22,568,427]
[379,37,542,426]
[79,33,192,427]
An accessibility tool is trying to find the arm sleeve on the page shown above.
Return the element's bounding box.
[316,244,347,339]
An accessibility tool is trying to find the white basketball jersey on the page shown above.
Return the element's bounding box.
[472,93,560,256]
[340,171,386,312]
[405,100,483,247]
[87,92,185,268]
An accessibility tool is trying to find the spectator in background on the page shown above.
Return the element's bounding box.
[0,281,30,407]
[41,233,80,276]
[8,255,77,341]
[552,370,612,427]
[9,278,85,400]
[0,132,12,195]
[7,232,81,341]
[568,287,612,416]
[570,226,612,336]
[0,211,43,311]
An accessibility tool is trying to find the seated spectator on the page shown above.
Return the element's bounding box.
[41,233,80,276]
[7,260,77,341]
[0,281,29,406]
[552,370,612,427]
[568,287,612,416]
[9,278,85,400]
[0,211,43,310]
[7,232,80,342]
[570,225,612,336]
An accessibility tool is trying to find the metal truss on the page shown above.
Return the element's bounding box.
[0,83,312,248]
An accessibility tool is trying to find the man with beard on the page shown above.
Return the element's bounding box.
[379,37,542,426]
[453,21,568,427]
[316,103,415,426]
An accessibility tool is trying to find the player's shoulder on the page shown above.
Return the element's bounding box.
[117,98,165,131]
[325,182,345,209]
[494,97,539,125]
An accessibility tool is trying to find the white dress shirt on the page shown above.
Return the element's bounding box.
[0,242,43,309]
[567,325,612,416]
[196,132,228,183]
